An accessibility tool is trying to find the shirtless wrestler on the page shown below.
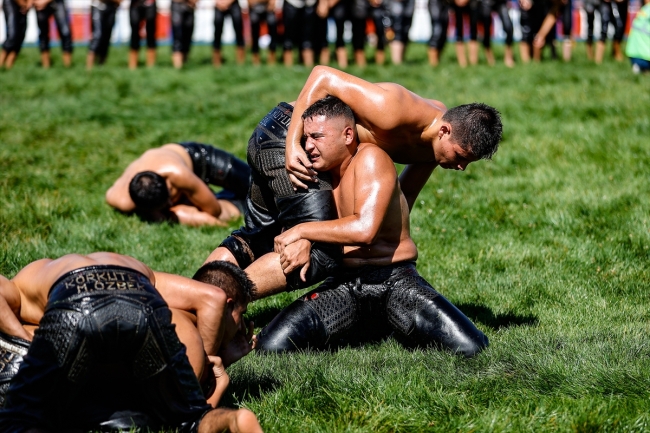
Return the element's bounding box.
[106,142,250,227]
[286,66,503,208]
[0,253,262,432]
[255,97,488,357]
[205,69,501,299]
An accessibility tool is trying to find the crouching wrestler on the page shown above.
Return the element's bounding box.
[0,252,262,433]
[106,142,251,227]
[205,102,342,298]
[255,96,489,357]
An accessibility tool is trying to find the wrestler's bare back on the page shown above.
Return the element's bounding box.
[353,85,447,165]
[106,144,192,212]
[333,143,418,267]
[10,252,153,327]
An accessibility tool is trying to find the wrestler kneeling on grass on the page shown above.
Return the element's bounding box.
[0,252,262,433]
[254,96,488,357]
[106,142,250,227]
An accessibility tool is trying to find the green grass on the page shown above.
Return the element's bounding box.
[1,43,649,432]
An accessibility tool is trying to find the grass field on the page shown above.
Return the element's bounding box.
[1,43,649,432]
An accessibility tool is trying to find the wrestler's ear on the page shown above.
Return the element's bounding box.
[439,123,452,140]
[225,297,235,311]
[343,126,355,145]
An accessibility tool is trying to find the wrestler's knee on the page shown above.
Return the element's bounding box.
[387,280,488,357]
[218,235,255,269]
[255,299,328,353]
[412,295,489,357]
[204,246,238,266]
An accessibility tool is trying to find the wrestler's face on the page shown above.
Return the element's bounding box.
[165,179,182,205]
[434,126,478,171]
[303,115,354,171]
[223,302,247,344]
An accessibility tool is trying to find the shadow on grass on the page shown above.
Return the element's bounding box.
[220,372,282,408]
[455,303,538,330]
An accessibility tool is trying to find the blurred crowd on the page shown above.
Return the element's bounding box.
[1,0,649,71]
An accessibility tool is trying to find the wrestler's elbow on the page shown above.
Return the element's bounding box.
[198,284,227,313]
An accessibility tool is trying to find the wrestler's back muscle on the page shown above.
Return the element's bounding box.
[11,253,153,326]
[106,144,195,212]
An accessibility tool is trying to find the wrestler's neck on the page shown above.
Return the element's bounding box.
[330,141,360,185]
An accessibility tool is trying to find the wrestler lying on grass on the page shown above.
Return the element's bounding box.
[107,142,250,227]
[0,252,262,433]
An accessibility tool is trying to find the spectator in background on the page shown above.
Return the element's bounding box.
[128,0,157,68]
[583,0,600,60]
[625,0,650,73]
[531,0,573,61]
[249,0,278,64]
[427,0,449,66]
[477,0,514,66]
[213,0,245,66]
[35,0,73,68]
[313,0,331,65]
[282,0,317,66]
[171,0,195,68]
[451,0,478,67]
[322,0,351,67]
[596,0,629,63]
[368,0,389,64]
[350,0,370,65]
[518,0,548,62]
[0,0,31,69]
[388,0,414,63]
[86,0,122,69]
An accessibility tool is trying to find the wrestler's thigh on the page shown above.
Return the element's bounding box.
[386,277,488,357]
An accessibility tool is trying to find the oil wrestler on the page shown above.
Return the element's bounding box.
[0,253,262,432]
[255,97,488,357]
[106,142,250,227]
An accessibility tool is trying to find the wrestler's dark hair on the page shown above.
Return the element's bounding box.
[128,171,170,212]
[442,103,503,160]
[301,95,356,126]
[192,260,256,307]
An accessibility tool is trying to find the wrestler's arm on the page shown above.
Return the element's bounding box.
[154,272,227,356]
[399,163,436,212]
[276,146,395,248]
[205,355,230,407]
[286,65,423,186]
[105,177,136,213]
[534,12,559,48]
[171,171,224,218]
[169,204,228,227]
[0,276,31,341]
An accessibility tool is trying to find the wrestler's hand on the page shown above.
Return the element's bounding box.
[208,355,227,380]
[286,142,317,190]
[279,239,311,280]
[217,321,255,367]
[274,226,303,254]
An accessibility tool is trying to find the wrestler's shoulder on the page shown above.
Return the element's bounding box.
[356,143,395,165]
